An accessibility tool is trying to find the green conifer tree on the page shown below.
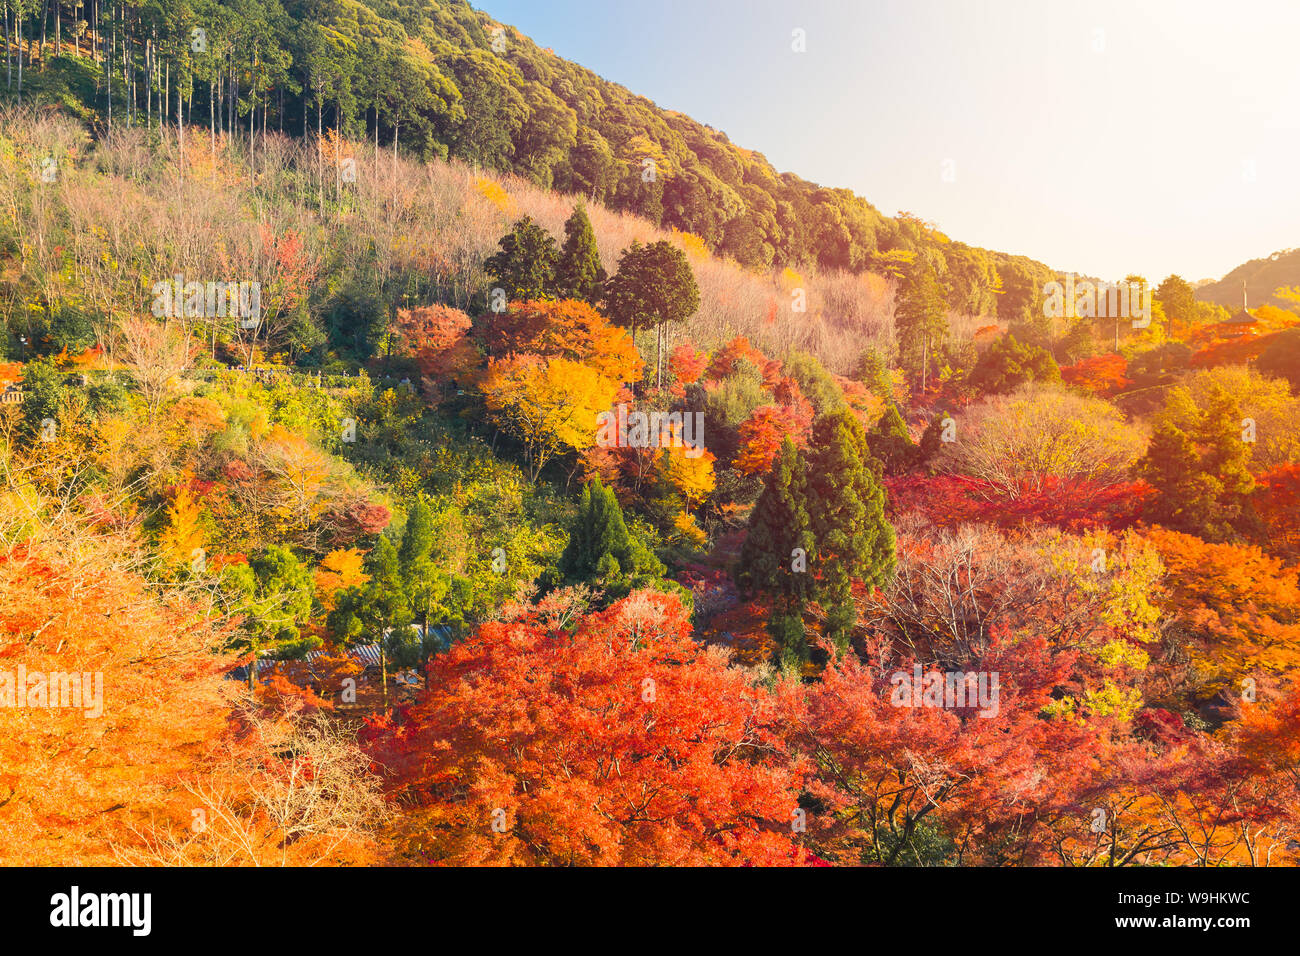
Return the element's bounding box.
[866,403,918,475]
[224,545,316,687]
[804,409,897,652]
[399,495,438,632]
[894,263,949,393]
[856,348,894,402]
[556,204,606,305]
[557,477,665,595]
[606,239,699,388]
[328,536,413,711]
[736,437,816,664]
[1138,421,1208,534]
[484,215,559,302]
[967,333,1060,395]
[1139,385,1254,541]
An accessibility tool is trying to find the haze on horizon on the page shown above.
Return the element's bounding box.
[480,0,1300,286]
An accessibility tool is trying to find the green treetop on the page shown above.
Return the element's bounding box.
[484,215,560,302]
[556,203,606,306]
[804,408,897,652]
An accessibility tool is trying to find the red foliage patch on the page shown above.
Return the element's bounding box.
[885,474,1154,532]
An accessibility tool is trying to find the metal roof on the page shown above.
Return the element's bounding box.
[226,625,458,682]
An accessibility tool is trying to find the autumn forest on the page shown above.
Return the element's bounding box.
[1,0,1299,889]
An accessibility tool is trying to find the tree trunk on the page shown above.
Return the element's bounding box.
[921,331,928,392]
[655,321,665,389]
[317,98,323,216]
[101,12,109,128]
[176,64,183,182]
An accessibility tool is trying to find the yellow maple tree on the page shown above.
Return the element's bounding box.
[479,355,616,481]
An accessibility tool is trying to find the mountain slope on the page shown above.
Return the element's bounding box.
[370,0,1053,318]
[1194,248,1300,311]
[16,0,1055,324]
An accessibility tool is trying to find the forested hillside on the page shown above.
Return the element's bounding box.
[2,0,1300,873]
[10,0,1055,326]
[1195,248,1300,311]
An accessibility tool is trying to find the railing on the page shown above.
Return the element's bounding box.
[184,367,368,389]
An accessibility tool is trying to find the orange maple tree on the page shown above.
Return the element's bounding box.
[0,535,234,864]
[367,589,808,865]
[485,298,642,386]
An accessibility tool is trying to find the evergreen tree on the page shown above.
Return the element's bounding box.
[1138,421,1209,535]
[328,536,413,711]
[967,333,1059,395]
[867,403,918,475]
[1190,384,1255,539]
[399,494,437,630]
[784,349,844,415]
[484,215,559,302]
[390,495,475,688]
[557,477,666,596]
[917,409,952,472]
[1139,384,1255,542]
[1155,274,1197,334]
[556,203,606,305]
[606,240,700,389]
[894,263,949,394]
[736,438,816,666]
[223,545,316,687]
[1057,320,1097,365]
[804,409,897,652]
[856,347,894,403]
[399,495,435,576]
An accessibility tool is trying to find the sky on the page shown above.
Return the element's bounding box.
[477,0,1300,283]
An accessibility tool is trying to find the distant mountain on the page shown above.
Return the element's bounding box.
[1194,248,1300,310]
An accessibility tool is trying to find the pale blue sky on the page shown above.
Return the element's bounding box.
[478,0,1300,284]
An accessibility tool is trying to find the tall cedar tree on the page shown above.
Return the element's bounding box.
[894,262,949,393]
[396,497,472,686]
[556,204,606,305]
[1190,384,1256,538]
[1139,384,1255,541]
[557,477,665,596]
[867,403,919,475]
[736,437,816,666]
[857,347,894,402]
[328,536,413,711]
[1155,274,1197,333]
[606,240,700,389]
[805,409,897,651]
[917,409,953,471]
[484,216,559,302]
